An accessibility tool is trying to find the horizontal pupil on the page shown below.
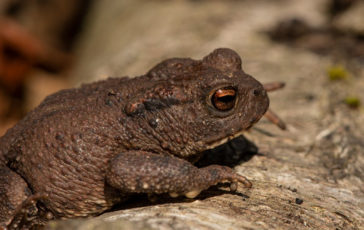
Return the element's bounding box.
[217,95,235,103]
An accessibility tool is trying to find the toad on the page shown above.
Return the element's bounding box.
[0,48,283,229]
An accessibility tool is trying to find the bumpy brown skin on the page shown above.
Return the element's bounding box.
[0,48,269,229]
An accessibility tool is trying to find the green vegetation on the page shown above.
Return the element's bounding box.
[344,96,361,109]
[327,66,348,81]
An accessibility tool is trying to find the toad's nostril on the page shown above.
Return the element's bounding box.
[252,88,260,96]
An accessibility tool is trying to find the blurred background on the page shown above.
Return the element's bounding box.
[1,1,363,228]
[0,0,363,136]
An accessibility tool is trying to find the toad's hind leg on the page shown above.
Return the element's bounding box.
[106,151,251,199]
[0,164,30,227]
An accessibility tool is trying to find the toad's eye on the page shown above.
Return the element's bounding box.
[211,87,237,111]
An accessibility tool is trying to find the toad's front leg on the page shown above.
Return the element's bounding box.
[106,151,251,199]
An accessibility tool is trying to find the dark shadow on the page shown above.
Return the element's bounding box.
[196,135,258,168]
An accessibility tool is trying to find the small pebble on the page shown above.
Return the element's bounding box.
[295,198,303,205]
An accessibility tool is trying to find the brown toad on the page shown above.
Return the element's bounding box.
[0,48,280,229]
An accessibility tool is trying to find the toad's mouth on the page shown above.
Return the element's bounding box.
[202,127,250,151]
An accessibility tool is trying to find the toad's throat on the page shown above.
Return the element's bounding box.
[203,128,248,150]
